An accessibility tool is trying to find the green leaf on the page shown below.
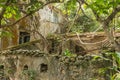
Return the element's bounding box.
[112,52,120,67]
[0,30,13,38]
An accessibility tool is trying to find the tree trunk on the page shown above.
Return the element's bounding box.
[102,23,120,52]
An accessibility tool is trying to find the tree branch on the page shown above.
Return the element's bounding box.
[82,0,102,22]
[1,0,63,28]
[104,6,120,27]
[83,1,120,51]
[67,1,81,32]
[78,1,93,21]
[102,6,120,52]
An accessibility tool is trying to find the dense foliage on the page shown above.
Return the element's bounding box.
[0,0,120,79]
[55,0,120,52]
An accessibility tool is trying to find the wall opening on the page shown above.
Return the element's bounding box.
[49,41,55,53]
[0,65,4,78]
[40,63,48,72]
[23,65,28,71]
[75,45,86,55]
[19,32,30,44]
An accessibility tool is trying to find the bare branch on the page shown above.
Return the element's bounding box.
[67,1,81,32]
[104,6,120,27]
[102,6,120,52]
[81,0,102,22]
[78,1,93,21]
[1,0,63,28]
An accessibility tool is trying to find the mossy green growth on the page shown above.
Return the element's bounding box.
[64,49,76,57]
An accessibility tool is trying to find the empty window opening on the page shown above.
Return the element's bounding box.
[49,41,55,53]
[0,65,4,77]
[23,65,28,70]
[75,45,86,55]
[19,32,30,44]
[0,65,4,70]
[40,63,48,72]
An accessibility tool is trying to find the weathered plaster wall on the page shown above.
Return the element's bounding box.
[37,5,66,37]
[0,50,113,80]
[0,5,66,50]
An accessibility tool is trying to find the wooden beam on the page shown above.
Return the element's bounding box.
[1,39,42,51]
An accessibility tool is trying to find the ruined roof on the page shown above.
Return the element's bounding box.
[63,32,120,43]
[65,32,120,38]
[0,50,45,57]
[1,32,120,56]
[2,39,42,51]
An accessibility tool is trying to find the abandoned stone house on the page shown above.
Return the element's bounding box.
[0,4,120,80]
[0,4,67,50]
[0,5,68,80]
